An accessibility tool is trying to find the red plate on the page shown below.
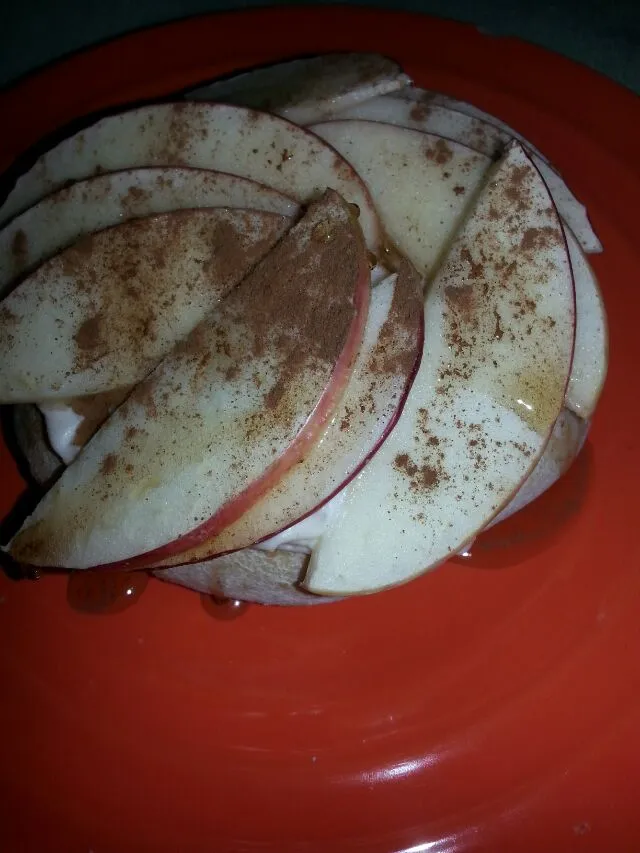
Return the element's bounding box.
[1,8,639,852]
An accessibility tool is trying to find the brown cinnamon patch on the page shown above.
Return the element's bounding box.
[61,234,97,277]
[509,165,529,185]
[134,378,158,419]
[417,465,438,490]
[121,184,151,213]
[394,453,418,477]
[237,194,363,374]
[394,453,441,492]
[445,283,475,320]
[460,247,484,280]
[73,315,108,371]
[51,209,288,381]
[520,226,562,252]
[425,138,453,165]
[100,453,117,475]
[74,316,103,352]
[367,255,423,378]
[503,163,532,212]
[70,387,132,448]
[410,102,431,122]
[152,103,202,164]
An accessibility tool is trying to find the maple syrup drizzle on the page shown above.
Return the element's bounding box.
[56,448,590,608]
[200,593,249,620]
[63,569,250,617]
[67,569,148,614]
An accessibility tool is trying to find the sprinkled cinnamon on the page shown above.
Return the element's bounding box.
[410,102,431,122]
[36,209,290,383]
[367,254,422,377]
[100,453,117,475]
[8,191,369,567]
[70,387,132,448]
[425,138,453,165]
[394,452,442,493]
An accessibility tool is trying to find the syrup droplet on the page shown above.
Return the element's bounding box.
[200,593,249,620]
[67,570,148,614]
[311,221,335,243]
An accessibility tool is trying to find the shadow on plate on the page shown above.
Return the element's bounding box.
[450,439,594,570]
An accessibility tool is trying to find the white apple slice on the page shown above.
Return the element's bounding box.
[304,143,576,596]
[7,191,370,570]
[310,120,491,276]
[485,408,588,528]
[0,167,298,295]
[477,230,606,518]
[388,88,602,253]
[0,208,290,402]
[393,89,553,157]
[332,94,509,158]
[185,53,411,124]
[0,103,381,252]
[149,259,424,567]
[154,550,322,606]
[563,226,608,419]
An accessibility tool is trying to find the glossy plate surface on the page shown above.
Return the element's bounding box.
[1,8,639,852]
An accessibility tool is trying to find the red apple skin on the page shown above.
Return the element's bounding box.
[7,193,372,573]
[149,318,424,571]
[92,254,425,574]
[81,261,369,572]
[132,263,368,566]
[148,257,426,570]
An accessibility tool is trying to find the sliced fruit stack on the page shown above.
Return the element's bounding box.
[0,53,608,605]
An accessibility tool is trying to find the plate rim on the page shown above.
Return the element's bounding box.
[1,8,639,853]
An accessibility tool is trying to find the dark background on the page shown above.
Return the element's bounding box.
[2,0,640,94]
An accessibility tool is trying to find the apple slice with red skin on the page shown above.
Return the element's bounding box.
[310,120,491,276]
[0,103,381,252]
[332,94,601,256]
[385,88,602,253]
[155,399,581,606]
[305,143,576,596]
[317,104,607,420]
[487,227,604,523]
[0,167,298,295]
[390,87,557,165]
[331,94,511,159]
[490,231,607,519]
[148,257,424,568]
[10,262,423,570]
[7,190,370,570]
[186,53,411,125]
[0,208,291,402]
